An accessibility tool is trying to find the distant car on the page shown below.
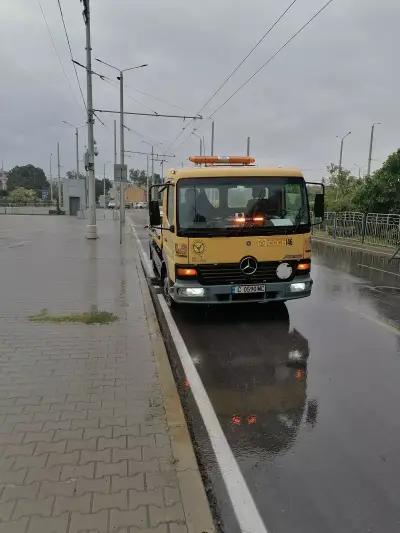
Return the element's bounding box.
[136,202,146,209]
[107,201,116,209]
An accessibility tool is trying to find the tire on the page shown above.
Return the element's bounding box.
[163,275,176,309]
[149,245,159,279]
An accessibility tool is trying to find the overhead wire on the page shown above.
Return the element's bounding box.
[167,1,300,152]
[208,0,336,118]
[123,84,188,113]
[56,0,86,111]
[198,0,299,115]
[36,0,82,111]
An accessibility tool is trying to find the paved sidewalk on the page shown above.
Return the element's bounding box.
[0,215,213,533]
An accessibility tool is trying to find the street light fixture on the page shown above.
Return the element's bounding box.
[95,58,148,242]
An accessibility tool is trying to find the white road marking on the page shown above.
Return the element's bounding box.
[358,264,400,278]
[158,296,268,533]
[128,221,153,277]
[130,219,268,533]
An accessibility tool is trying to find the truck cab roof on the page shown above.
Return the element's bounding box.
[166,166,304,181]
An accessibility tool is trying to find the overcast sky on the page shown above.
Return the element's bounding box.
[0,0,398,180]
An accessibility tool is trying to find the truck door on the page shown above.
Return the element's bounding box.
[163,185,176,281]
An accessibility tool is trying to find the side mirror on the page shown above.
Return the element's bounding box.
[314,193,324,220]
[149,200,161,226]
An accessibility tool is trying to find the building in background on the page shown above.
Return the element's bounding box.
[62,178,86,216]
[0,170,8,191]
[124,184,146,206]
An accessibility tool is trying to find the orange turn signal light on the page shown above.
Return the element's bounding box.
[297,262,311,271]
[176,267,198,278]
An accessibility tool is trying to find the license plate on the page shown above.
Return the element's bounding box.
[232,285,266,294]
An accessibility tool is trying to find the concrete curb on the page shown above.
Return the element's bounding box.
[134,237,216,533]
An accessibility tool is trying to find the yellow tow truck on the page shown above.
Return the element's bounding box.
[148,156,324,306]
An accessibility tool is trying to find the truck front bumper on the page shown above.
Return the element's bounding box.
[169,276,313,304]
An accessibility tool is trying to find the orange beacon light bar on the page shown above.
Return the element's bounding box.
[189,156,255,166]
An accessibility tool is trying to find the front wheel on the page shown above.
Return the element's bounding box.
[163,276,176,309]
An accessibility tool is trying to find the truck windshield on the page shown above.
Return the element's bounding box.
[177,177,309,235]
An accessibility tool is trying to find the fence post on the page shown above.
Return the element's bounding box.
[333,213,337,240]
[361,213,367,243]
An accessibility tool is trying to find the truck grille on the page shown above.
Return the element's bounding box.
[197,261,297,285]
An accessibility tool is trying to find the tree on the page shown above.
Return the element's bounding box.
[95,178,112,202]
[8,187,37,204]
[66,170,86,180]
[354,150,400,213]
[153,173,162,186]
[324,163,361,212]
[129,169,147,187]
[7,165,49,194]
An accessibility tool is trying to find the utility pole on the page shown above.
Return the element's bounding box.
[103,162,106,218]
[95,58,148,243]
[211,121,215,155]
[75,128,79,179]
[336,130,351,201]
[119,70,125,230]
[49,153,53,202]
[151,146,154,197]
[367,122,382,178]
[160,160,166,182]
[146,155,149,202]
[57,142,61,208]
[114,119,117,165]
[247,137,251,156]
[82,0,97,239]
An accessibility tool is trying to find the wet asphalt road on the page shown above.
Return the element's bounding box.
[131,210,400,533]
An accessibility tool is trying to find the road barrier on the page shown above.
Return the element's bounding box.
[314,212,400,248]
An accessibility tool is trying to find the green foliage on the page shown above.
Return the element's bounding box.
[354,150,400,213]
[8,187,37,204]
[324,163,361,212]
[66,170,86,180]
[7,165,49,193]
[129,169,147,187]
[29,308,118,325]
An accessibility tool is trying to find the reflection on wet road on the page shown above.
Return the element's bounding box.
[131,212,400,533]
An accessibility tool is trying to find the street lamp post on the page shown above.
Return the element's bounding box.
[367,122,382,178]
[192,131,202,156]
[62,121,86,179]
[95,58,148,242]
[49,153,53,202]
[336,130,351,200]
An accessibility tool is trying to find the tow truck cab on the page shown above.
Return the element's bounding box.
[149,156,324,305]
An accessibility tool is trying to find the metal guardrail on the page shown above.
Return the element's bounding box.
[314,212,400,248]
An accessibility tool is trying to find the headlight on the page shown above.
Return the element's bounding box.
[290,282,306,292]
[179,288,205,297]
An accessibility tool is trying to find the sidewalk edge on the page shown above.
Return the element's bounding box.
[135,253,216,533]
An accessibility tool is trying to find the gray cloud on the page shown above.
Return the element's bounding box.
[1,0,398,179]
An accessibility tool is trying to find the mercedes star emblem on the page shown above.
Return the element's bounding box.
[240,256,258,275]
